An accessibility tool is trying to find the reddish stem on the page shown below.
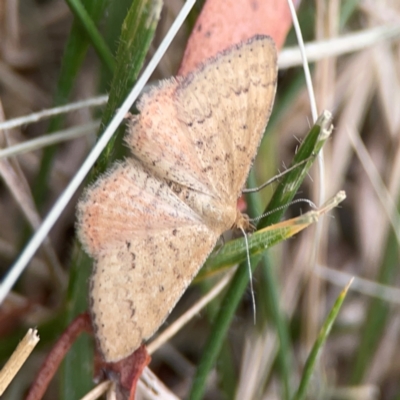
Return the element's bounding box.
[105,345,151,400]
[26,312,92,400]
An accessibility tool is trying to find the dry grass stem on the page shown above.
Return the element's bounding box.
[0,329,39,395]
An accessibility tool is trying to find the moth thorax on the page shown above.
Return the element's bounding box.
[234,211,254,232]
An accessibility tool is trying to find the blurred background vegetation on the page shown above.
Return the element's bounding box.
[0,0,400,399]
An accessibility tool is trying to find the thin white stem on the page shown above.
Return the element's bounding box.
[315,264,400,304]
[287,0,318,121]
[0,121,99,160]
[347,126,400,245]
[79,381,112,400]
[279,24,400,69]
[0,96,107,131]
[240,227,256,325]
[287,0,325,207]
[147,269,235,354]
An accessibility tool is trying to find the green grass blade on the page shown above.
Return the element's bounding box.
[189,252,259,400]
[189,112,335,400]
[65,0,115,72]
[246,171,292,400]
[293,279,353,400]
[96,0,163,173]
[60,247,94,400]
[33,0,109,208]
[259,110,333,227]
[260,256,292,400]
[217,343,237,400]
[99,0,135,89]
[198,191,345,280]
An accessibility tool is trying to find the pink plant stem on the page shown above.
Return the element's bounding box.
[26,313,92,400]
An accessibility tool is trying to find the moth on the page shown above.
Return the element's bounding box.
[77,35,277,362]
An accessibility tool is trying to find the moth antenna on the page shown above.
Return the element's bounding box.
[250,198,317,224]
[239,226,256,325]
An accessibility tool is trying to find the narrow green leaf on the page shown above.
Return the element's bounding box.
[260,110,333,227]
[198,191,345,280]
[61,246,94,400]
[247,170,292,400]
[293,279,353,400]
[96,0,163,173]
[260,255,292,400]
[217,343,237,400]
[33,0,109,208]
[65,0,115,72]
